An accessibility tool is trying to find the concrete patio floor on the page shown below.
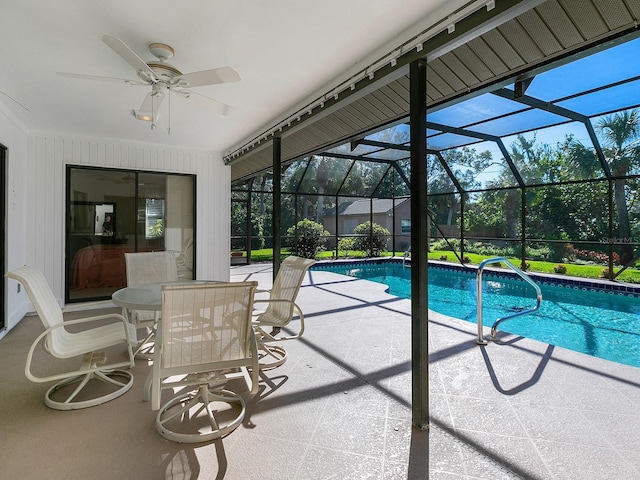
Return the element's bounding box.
[1,262,639,479]
[230,262,640,479]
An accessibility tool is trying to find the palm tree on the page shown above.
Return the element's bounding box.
[565,109,640,264]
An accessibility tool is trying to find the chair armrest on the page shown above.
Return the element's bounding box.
[252,298,296,316]
[61,300,112,313]
[25,313,134,384]
[253,298,295,306]
[56,312,130,328]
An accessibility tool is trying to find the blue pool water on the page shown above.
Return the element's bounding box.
[313,261,640,367]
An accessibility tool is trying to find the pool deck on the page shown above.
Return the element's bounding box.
[1,262,639,479]
[231,262,640,479]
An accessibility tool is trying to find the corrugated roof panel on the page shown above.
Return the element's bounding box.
[367,88,405,117]
[339,103,376,130]
[440,49,483,86]
[351,99,387,124]
[593,0,633,29]
[559,0,609,38]
[429,57,467,92]
[372,84,408,115]
[482,28,526,69]
[426,68,454,98]
[517,9,563,55]
[466,36,510,76]
[498,20,543,63]
[534,1,584,48]
[449,44,494,82]
[292,125,332,150]
[232,149,272,180]
[623,0,640,17]
[331,108,367,133]
[316,112,349,137]
[357,95,395,122]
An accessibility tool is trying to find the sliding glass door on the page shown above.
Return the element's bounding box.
[66,166,195,302]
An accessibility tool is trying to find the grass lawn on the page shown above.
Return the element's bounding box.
[234,248,640,283]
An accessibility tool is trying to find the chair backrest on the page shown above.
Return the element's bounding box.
[125,251,178,286]
[159,281,258,371]
[265,256,316,321]
[6,265,66,355]
[177,237,193,266]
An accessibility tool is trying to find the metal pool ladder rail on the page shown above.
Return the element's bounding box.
[403,245,411,268]
[475,257,542,345]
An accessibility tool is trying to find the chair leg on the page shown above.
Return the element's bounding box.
[156,386,246,443]
[257,342,288,370]
[44,369,134,410]
[133,324,157,360]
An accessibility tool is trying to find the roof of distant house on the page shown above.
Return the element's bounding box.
[325,198,410,216]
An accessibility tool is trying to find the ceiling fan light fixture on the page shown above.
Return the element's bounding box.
[133,110,154,122]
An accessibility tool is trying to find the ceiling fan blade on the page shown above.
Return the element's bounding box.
[134,91,166,122]
[101,34,158,82]
[175,67,241,88]
[57,72,147,85]
[177,89,233,115]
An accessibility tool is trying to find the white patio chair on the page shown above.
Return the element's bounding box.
[150,281,260,443]
[174,236,194,278]
[6,265,136,410]
[124,251,178,355]
[252,255,316,369]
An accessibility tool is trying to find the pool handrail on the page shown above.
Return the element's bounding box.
[475,257,542,345]
[403,246,411,268]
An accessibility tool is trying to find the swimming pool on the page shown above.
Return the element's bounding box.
[312,260,640,368]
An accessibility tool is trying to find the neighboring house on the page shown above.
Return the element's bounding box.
[322,197,463,251]
[322,198,412,250]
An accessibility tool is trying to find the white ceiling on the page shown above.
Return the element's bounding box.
[0,0,469,155]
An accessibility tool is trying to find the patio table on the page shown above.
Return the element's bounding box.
[112,280,211,316]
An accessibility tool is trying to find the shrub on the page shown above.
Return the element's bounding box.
[599,268,611,279]
[526,245,552,261]
[432,238,459,251]
[569,246,620,266]
[337,237,355,257]
[353,222,390,257]
[553,264,567,274]
[287,219,329,259]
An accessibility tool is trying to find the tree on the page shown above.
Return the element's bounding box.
[564,109,640,264]
[428,147,488,230]
[315,157,329,224]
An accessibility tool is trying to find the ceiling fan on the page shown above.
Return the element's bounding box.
[58,34,240,125]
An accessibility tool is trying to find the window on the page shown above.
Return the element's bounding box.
[401,219,411,233]
[145,199,165,239]
[66,167,195,302]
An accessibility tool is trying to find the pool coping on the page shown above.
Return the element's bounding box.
[312,256,640,297]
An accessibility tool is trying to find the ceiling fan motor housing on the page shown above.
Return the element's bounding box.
[149,43,174,60]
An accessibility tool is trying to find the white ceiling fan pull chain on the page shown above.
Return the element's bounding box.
[151,92,155,130]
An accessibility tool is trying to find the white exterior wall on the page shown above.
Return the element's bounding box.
[1,106,29,337]
[1,124,231,340]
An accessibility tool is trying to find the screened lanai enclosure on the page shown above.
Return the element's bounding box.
[232,32,640,282]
